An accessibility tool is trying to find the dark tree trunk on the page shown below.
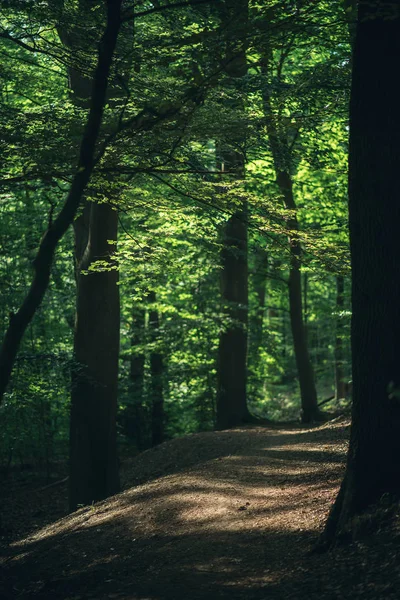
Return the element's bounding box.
[124,305,146,448]
[261,50,320,423]
[248,248,269,398]
[322,0,400,546]
[0,0,122,405]
[216,0,251,429]
[217,204,251,429]
[130,308,145,403]
[148,292,164,446]
[63,2,125,511]
[303,271,308,342]
[69,202,120,510]
[289,270,319,421]
[335,275,346,400]
[279,172,319,422]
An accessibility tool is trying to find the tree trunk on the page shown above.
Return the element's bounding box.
[279,172,319,422]
[216,0,251,429]
[248,248,269,399]
[303,271,308,343]
[217,204,251,429]
[335,275,346,400]
[124,305,146,448]
[288,269,319,421]
[261,50,320,423]
[0,0,122,405]
[69,202,120,510]
[148,291,164,446]
[62,2,125,511]
[322,0,400,546]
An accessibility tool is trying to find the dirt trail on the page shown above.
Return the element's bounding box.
[1,418,400,599]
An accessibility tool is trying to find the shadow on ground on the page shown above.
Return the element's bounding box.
[2,419,399,600]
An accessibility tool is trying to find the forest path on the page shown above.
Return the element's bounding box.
[1,418,400,599]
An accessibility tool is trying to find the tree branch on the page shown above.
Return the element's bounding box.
[122,0,214,21]
[0,0,124,404]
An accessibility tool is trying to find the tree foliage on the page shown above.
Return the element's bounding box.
[0,1,352,481]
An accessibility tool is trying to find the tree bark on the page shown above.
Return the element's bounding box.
[322,0,400,546]
[248,248,269,399]
[216,0,252,429]
[124,305,146,448]
[303,271,308,342]
[148,291,164,446]
[62,1,126,511]
[0,0,123,405]
[217,203,251,429]
[278,173,319,422]
[69,202,120,510]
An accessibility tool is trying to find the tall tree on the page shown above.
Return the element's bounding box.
[261,46,321,423]
[248,246,269,402]
[69,200,121,510]
[323,0,400,545]
[216,0,252,429]
[124,304,146,448]
[0,0,123,407]
[148,291,165,446]
[62,1,126,511]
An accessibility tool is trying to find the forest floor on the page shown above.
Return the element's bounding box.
[1,417,400,599]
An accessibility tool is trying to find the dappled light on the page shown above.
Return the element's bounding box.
[2,0,400,598]
[2,419,400,600]
[2,421,349,599]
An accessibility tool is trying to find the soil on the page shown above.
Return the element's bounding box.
[1,417,400,600]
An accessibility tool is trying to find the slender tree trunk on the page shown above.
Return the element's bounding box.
[335,275,346,400]
[279,172,319,422]
[303,271,308,343]
[69,202,120,510]
[248,248,269,398]
[280,292,287,360]
[148,291,164,446]
[130,308,145,405]
[322,0,400,546]
[261,50,320,423]
[124,305,146,448]
[0,0,122,405]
